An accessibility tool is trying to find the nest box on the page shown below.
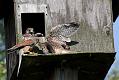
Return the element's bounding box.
[6,0,115,80]
[14,0,114,53]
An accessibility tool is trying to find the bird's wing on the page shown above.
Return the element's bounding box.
[58,35,71,42]
[7,39,34,52]
[50,22,79,37]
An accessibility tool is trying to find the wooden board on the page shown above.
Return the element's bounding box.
[14,0,114,53]
[15,53,115,80]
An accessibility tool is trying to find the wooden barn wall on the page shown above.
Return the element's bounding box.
[14,0,114,53]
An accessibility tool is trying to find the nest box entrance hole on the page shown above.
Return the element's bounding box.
[21,13,45,36]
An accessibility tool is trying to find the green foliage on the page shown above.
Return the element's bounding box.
[108,69,119,80]
[0,51,6,80]
[0,51,5,58]
[0,19,6,80]
[0,61,6,80]
[108,74,119,80]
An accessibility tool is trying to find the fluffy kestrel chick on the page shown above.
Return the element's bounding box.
[23,28,35,40]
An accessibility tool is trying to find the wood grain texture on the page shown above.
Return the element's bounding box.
[14,0,114,53]
[53,68,78,80]
[4,0,18,79]
[17,53,115,80]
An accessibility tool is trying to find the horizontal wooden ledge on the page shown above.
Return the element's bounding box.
[20,53,116,65]
[22,52,116,56]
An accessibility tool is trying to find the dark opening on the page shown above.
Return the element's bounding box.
[21,13,45,36]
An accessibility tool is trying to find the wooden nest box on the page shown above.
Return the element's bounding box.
[14,0,114,53]
[6,0,115,80]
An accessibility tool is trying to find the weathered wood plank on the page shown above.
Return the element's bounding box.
[4,0,17,80]
[17,53,115,80]
[14,0,114,52]
[53,68,78,80]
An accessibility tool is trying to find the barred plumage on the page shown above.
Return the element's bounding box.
[7,22,79,54]
[47,22,79,54]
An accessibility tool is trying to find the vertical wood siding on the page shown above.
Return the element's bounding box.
[14,0,114,52]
